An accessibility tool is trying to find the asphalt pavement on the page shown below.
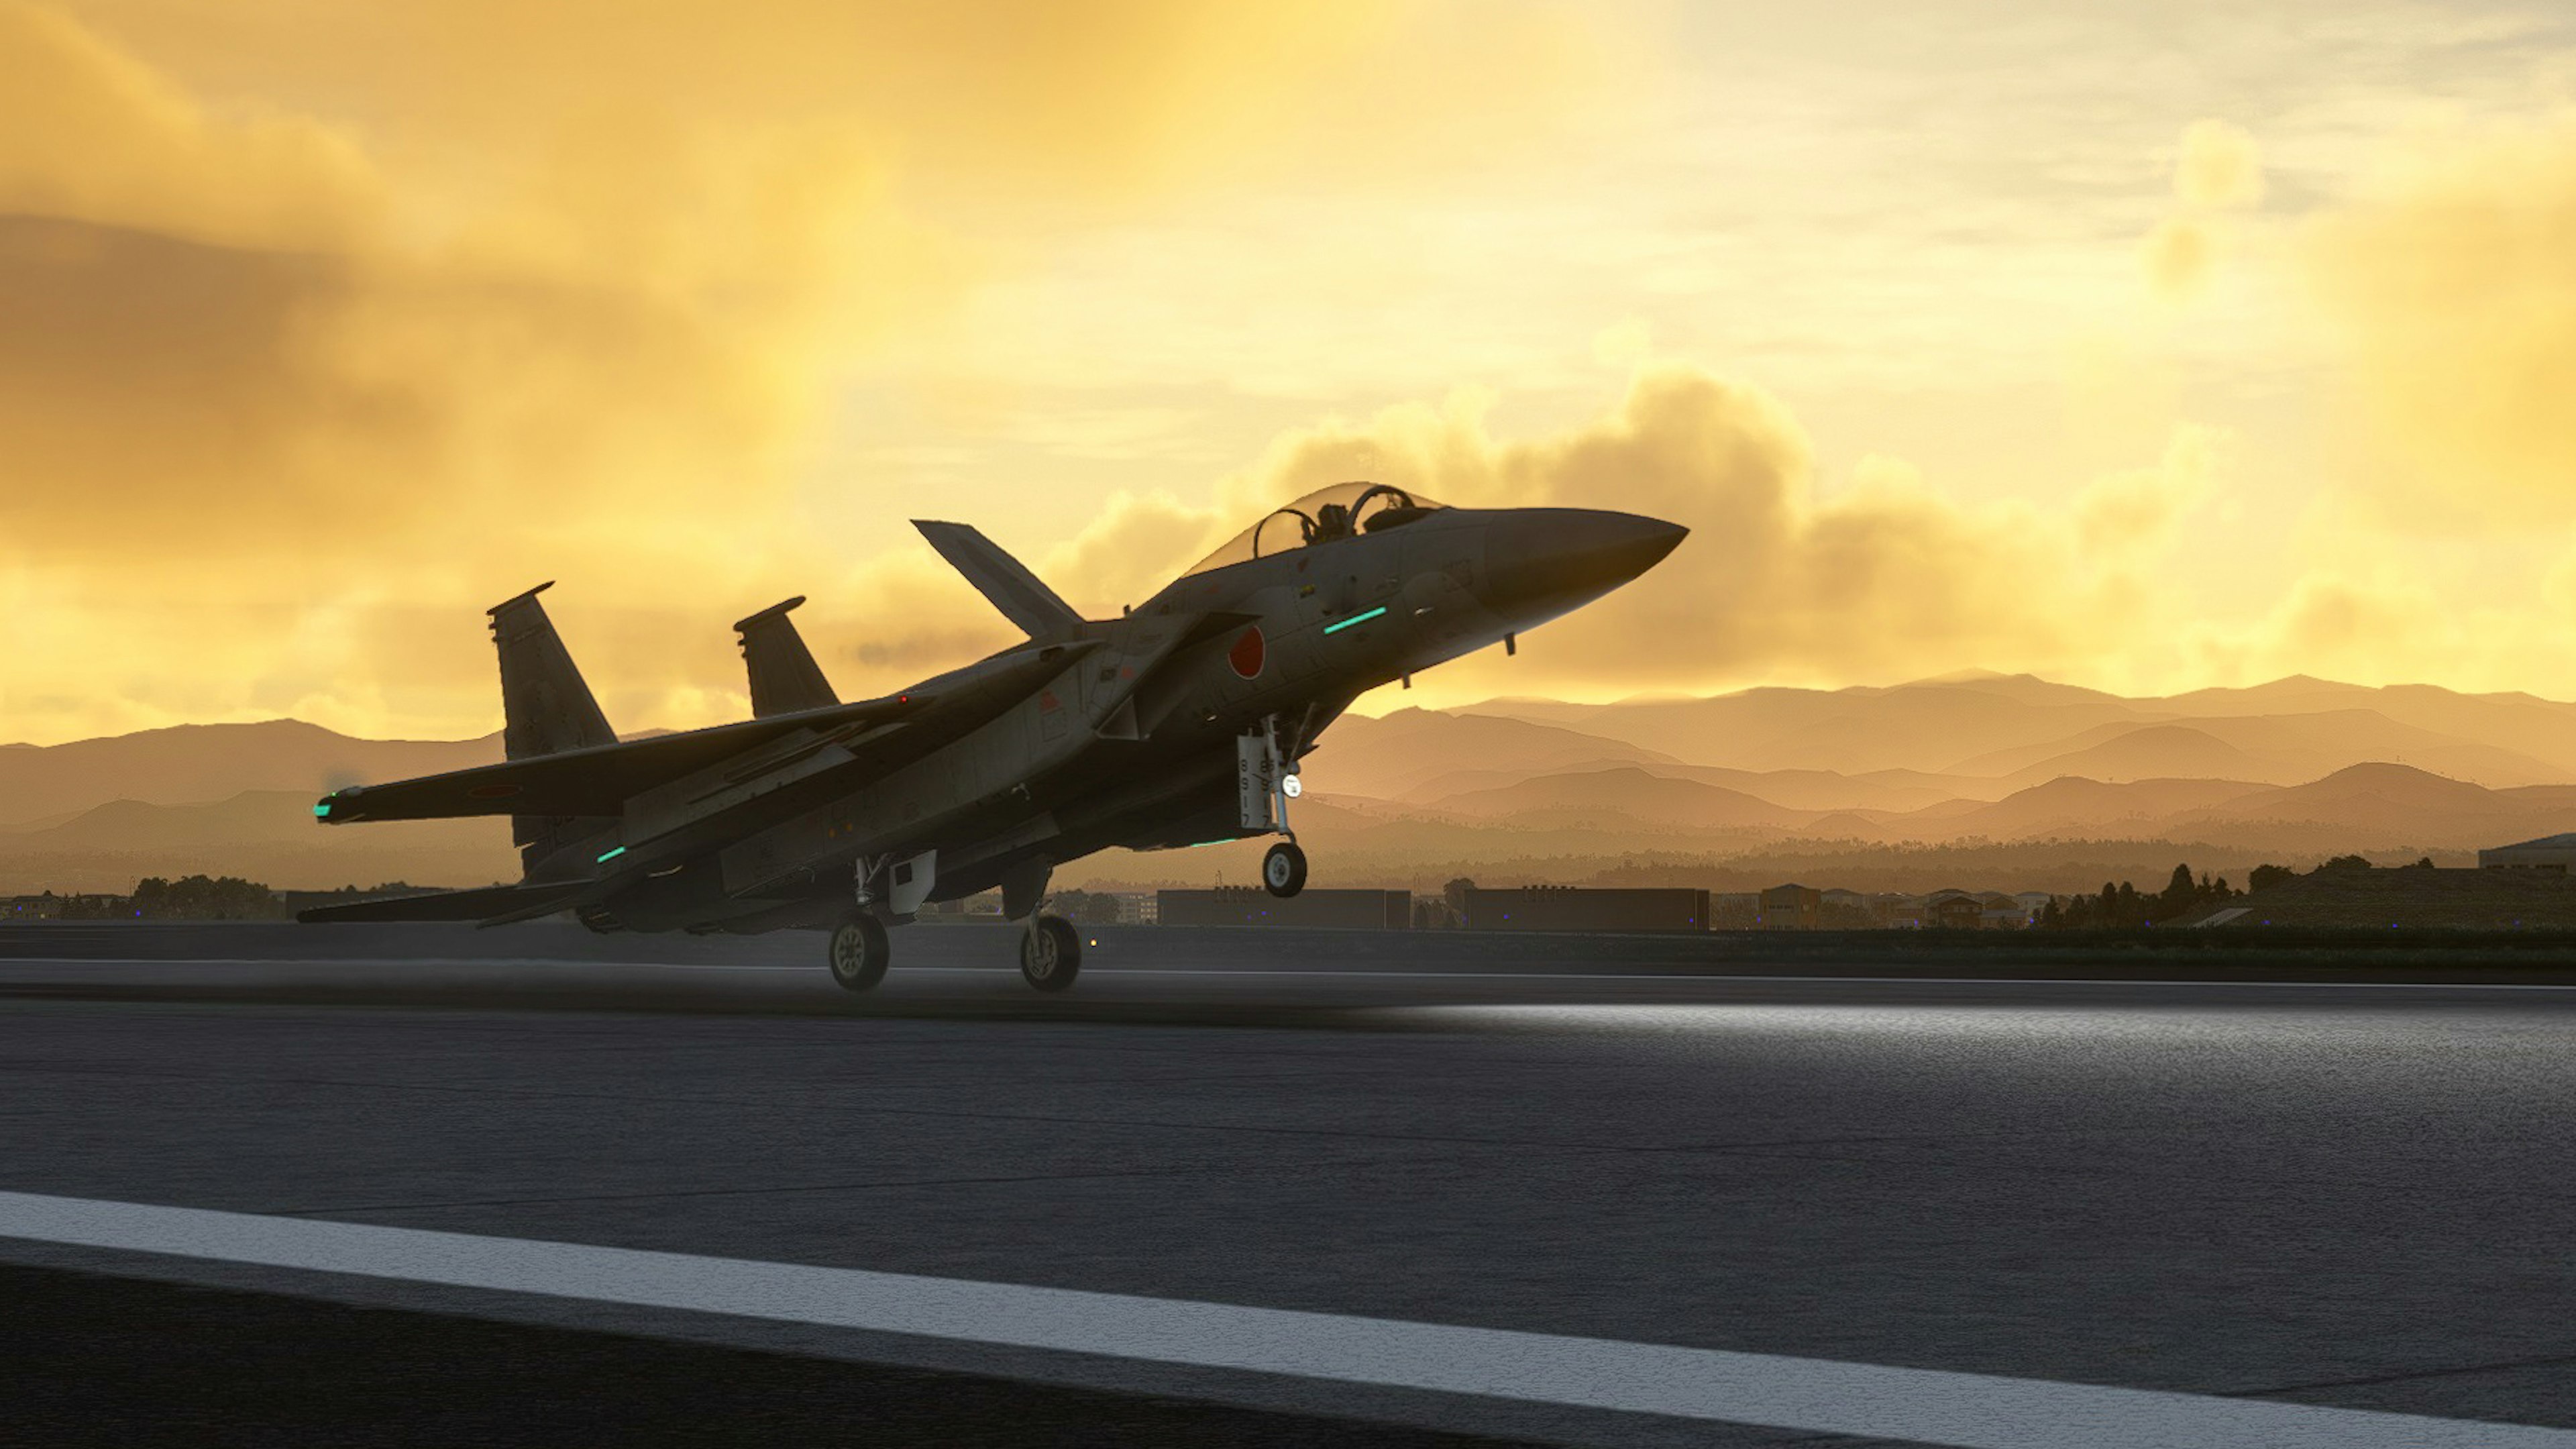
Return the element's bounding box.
[3,923,2574,1446]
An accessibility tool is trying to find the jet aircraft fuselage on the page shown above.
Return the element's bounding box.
[308,484,1685,991]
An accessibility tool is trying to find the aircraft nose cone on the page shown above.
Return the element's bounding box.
[1479,508,1688,618]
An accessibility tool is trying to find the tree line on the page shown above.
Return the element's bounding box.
[2039,863,2238,928]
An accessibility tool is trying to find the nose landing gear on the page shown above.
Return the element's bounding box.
[1263,840,1307,898]
[1242,714,1310,899]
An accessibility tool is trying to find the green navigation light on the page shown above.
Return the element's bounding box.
[597,846,627,863]
[1322,606,1388,636]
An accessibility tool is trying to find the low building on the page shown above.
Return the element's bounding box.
[1112,892,1159,926]
[1980,894,2038,930]
[1462,885,1711,932]
[1923,889,1986,929]
[1754,883,1821,930]
[3,892,136,921]
[2481,834,2576,873]
[1157,888,1411,929]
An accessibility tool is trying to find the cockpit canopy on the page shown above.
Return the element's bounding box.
[1183,482,1446,577]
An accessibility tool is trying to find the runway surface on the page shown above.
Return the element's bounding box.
[5,922,2576,1445]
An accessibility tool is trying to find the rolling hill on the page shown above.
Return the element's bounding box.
[0,791,515,894]
[1420,766,1811,831]
[9,672,2576,896]
[0,721,501,828]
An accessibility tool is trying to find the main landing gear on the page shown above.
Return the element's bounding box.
[824,855,1085,996]
[824,906,1080,996]
[826,911,889,994]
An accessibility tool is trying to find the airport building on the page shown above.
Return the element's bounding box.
[1157,888,1413,929]
[2480,833,2576,873]
[1753,883,1821,930]
[1460,885,1711,932]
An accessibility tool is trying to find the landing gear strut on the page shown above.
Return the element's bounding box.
[1243,713,1309,899]
[1020,915,1081,992]
[1263,841,1307,898]
[826,911,889,994]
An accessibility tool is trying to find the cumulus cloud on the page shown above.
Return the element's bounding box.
[823,366,2229,706]
[2302,113,2576,527]
[2074,427,2224,561]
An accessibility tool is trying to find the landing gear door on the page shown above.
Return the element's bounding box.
[1237,732,1283,833]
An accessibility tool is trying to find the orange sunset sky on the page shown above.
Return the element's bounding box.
[5,0,2575,746]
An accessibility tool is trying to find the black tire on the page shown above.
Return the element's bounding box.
[1262,841,1308,898]
[826,912,890,994]
[1020,915,1081,993]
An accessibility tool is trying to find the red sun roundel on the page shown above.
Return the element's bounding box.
[1228,626,1265,680]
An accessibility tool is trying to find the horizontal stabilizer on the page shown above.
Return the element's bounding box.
[912,521,1083,639]
[734,596,840,718]
[297,881,588,924]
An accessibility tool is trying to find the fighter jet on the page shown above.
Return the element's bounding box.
[305,483,1684,991]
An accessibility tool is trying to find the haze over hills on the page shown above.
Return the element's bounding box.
[9,673,2576,896]
[0,722,502,829]
[0,791,515,894]
[1461,673,2576,783]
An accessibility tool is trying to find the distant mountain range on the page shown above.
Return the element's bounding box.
[7,672,2576,896]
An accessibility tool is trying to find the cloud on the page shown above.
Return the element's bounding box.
[2139,119,2265,301]
[810,367,2223,706]
[0,1,384,249]
[2174,119,2265,209]
[2302,113,2576,527]
[2074,427,2224,561]
[0,1,1601,744]
[2139,216,2218,301]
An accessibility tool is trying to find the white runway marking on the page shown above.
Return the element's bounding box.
[0,1191,2564,1449]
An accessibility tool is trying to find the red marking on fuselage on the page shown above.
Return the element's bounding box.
[1229,626,1265,680]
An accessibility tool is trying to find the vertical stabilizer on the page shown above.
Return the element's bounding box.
[486,582,616,874]
[733,596,840,718]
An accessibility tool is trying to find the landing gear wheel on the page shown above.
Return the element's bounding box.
[1263,841,1308,898]
[1020,914,1081,993]
[826,912,890,994]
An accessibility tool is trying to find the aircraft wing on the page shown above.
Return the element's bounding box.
[314,692,931,825]
[314,641,1102,828]
[297,881,590,924]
